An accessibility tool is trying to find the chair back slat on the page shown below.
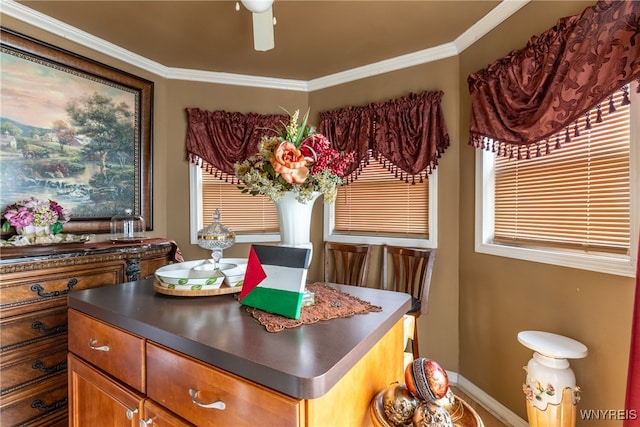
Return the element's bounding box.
[324,242,373,287]
[382,245,436,315]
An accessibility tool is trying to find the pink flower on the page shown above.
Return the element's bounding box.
[271,142,309,184]
[5,207,34,228]
[1,197,70,234]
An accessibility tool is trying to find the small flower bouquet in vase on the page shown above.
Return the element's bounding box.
[234,109,355,252]
[1,197,85,246]
[234,109,355,204]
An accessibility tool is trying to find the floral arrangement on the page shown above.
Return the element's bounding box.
[234,109,355,203]
[1,197,70,235]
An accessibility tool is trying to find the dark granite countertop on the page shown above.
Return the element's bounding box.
[68,279,410,399]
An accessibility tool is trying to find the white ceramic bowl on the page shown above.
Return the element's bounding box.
[155,260,237,289]
[223,263,247,288]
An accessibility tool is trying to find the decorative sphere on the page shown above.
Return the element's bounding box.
[381,383,419,425]
[405,358,449,402]
[435,388,464,422]
[412,401,454,427]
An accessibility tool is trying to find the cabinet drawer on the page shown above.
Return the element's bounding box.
[1,335,67,395]
[0,371,68,426]
[68,309,145,393]
[0,261,125,317]
[140,256,172,280]
[0,305,67,352]
[146,343,302,427]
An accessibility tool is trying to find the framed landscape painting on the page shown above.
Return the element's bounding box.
[0,28,153,234]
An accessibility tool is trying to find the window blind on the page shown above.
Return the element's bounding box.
[334,150,429,238]
[493,90,631,254]
[201,161,278,234]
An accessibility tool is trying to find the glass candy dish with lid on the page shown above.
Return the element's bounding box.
[110,209,146,242]
[197,209,236,277]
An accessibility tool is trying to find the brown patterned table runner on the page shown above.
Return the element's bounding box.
[245,282,382,332]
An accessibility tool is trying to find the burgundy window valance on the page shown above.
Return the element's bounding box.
[185,108,287,180]
[468,0,640,157]
[319,91,450,184]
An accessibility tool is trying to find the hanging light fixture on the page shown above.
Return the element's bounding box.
[240,0,273,14]
[236,0,275,51]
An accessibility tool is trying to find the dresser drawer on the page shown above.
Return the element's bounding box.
[0,261,125,318]
[146,343,302,427]
[0,371,68,426]
[67,309,145,393]
[1,335,67,395]
[140,254,173,280]
[1,305,67,352]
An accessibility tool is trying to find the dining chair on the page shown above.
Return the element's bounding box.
[382,245,436,360]
[323,242,373,287]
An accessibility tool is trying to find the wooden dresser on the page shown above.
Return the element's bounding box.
[0,239,176,426]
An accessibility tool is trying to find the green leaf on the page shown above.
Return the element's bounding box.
[1,222,9,232]
[51,222,63,234]
[294,109,311,146]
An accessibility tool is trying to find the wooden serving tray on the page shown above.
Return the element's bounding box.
[153,281,242,297]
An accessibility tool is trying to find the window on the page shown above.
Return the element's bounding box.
[475,83,639,277]
[324,150,437,248]
[191,156,438,248]
[189,161,280,244]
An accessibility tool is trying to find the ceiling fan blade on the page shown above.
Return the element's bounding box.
[252,7,274,52]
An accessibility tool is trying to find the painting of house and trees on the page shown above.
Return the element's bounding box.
[0,29,153,233]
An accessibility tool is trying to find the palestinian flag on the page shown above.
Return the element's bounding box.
[239,245,311,319]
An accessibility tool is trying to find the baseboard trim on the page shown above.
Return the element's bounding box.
[447,371,529,427]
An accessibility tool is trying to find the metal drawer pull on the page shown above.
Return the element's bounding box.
[88,338,110,352]
[189,388,226,410]
[140,418,153,427]
[126,408,138,420]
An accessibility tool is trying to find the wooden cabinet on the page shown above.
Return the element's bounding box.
[68,354,144,427]
[0,240,174,426]
[67,306,405,427]
[67,310,301,427]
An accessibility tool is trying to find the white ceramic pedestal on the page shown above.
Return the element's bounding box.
[518,331,588,427]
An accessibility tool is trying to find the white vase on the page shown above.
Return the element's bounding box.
[16,225,51,235]
[272,191,321,259]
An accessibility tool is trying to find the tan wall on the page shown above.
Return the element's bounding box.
[3,1,636,423]
[458,1,635,424]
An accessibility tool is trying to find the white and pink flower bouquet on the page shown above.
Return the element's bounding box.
[234,110,355,203]
[1,197,70,235]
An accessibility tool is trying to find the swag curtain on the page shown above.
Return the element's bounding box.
[185,108,287,179]
[319,91,450,183]
[185,91,450,184]
[468,0,640,157]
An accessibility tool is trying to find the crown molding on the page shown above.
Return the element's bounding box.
[454,0,530,52]
[166,68,309,91]
[1,0,530,92]
[307,42,458,91]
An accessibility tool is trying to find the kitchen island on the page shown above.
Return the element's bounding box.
[67,278,410,426]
